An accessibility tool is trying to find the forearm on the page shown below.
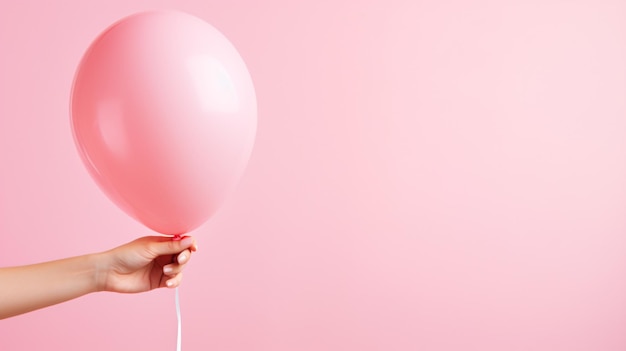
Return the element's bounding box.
[0,253,103,319]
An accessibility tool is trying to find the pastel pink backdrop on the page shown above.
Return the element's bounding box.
[1,1,626,350]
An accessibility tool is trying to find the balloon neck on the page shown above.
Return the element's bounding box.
[172,234,183,241]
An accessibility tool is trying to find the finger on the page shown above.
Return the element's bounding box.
[163,255,191,276]
[176,249,192,264]
[148,236,196,257]
[163,263,180,276]
[165,273,183,288]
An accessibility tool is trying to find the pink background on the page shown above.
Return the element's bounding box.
[2,0,626,350]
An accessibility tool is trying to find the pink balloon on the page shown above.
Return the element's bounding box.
[71,11,257,235]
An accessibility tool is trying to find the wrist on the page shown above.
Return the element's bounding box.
[90,251,111,292]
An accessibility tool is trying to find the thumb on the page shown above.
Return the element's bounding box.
[148,236,196,257]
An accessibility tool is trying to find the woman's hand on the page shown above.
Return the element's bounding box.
[0,236,198,319]
[97,236,198,293]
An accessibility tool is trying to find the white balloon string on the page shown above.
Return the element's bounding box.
[176,287,182,351]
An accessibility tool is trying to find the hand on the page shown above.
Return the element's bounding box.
[97,236,198,293]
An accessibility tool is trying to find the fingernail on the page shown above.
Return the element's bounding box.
[180,237,193,247]
[166,280,174,287]
[163,266,173,274]
[179,253,187,262]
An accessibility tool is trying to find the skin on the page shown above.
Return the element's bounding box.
[0,235,197,320]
